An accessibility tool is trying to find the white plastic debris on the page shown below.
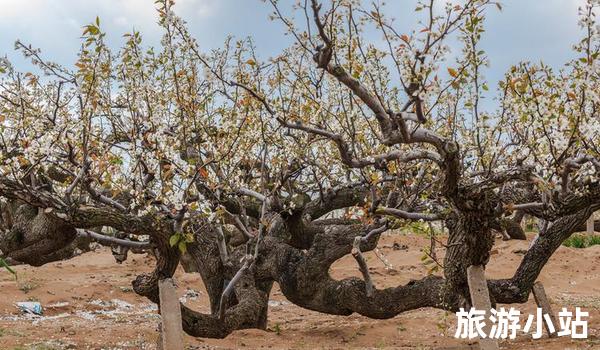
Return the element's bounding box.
[16,301,43,315]
[179,288,201,303]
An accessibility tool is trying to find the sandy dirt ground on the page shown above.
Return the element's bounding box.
[0,232,599,350]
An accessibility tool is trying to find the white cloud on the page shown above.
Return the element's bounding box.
[0,0,47,19]
[113,16,130,27]
[172,0,220,18]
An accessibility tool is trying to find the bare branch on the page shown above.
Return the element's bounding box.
[215,226,232,267]
[237,188,266,202]
[376,207,442,221]
[218,254,254,320]
[281,118,441,167]
[76,229,151,249]
[561,155,600,195]
[351,236,374,297]
[504,202,545,211]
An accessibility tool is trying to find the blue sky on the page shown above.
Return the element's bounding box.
[0,0,588,96]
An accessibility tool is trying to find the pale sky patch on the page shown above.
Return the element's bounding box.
[0,0,591,107]
[113,16,130,27]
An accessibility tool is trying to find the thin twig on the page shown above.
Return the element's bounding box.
[218,254,254,320]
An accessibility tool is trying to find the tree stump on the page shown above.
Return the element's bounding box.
[467,265,499,350]
[158,278,184,350]
[532,282,558,338]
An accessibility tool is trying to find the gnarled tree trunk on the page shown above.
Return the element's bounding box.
[0,202,77,266]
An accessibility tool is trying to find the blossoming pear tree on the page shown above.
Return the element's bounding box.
[1,0,599,338]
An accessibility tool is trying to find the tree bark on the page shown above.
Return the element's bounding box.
[505,210,527,240]
[444,210,495,306]
[489,205,597,303]
[0,203,77,266]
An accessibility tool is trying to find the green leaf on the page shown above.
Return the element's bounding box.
[86,25,99,35]
[178,240,187,254]
[169,234,180,247]
[428,265,439,275]
[0,258,16,278]
[109,156,123,165]
[96,16,100,26]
